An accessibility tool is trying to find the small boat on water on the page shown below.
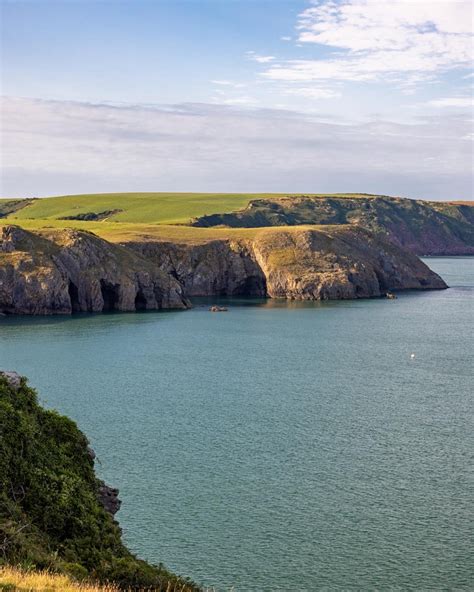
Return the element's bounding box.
[385,291,397,299]
[209,305,228,312]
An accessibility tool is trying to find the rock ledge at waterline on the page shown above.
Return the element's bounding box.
[0,223,446,315]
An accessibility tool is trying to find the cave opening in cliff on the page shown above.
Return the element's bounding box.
[68,281,80,312]
[134,289,147,310]
[100,280,120,311]
[235,275,267,297]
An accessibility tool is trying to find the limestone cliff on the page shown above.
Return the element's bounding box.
[0,223,446,315]
[128,226,446,301]
[0,225,188,314]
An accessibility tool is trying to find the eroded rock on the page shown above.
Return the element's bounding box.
[0,225,189,314]
[0,370,22,391]
[98,483,122,516]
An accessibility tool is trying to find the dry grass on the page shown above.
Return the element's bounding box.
[0,566,209,592]
[3,218,346,245]
[0,566,119,591]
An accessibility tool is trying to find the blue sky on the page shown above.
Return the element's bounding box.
[1,0,473,198]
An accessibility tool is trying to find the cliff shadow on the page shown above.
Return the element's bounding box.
[100,280,120,311]
[68,281,81,313]
[134,289,148,310]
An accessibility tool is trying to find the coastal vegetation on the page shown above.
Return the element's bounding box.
[2,193,472,254]
[0,566,122,592]
[0,373,199,591]
[0,192,470,315]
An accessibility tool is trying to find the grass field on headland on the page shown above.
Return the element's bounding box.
[2,192,375,225]
[0,192,374,243]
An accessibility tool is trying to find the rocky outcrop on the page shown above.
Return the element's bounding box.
[0,370,21,391]
[0,223,447,315]
[0,225,189,314]
[128,226,446,301]
[98,482,122,516]
[132,240,266,297]
[192,196,474,256]
[251,227,446,300]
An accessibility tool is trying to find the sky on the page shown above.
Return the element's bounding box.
[1,0,473,199]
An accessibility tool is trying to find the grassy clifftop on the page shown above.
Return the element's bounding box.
[1,192,371,225]
[0,373,199,591]
[2,192,472,253]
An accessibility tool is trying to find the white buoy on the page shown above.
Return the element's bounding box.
[410,353,415,359]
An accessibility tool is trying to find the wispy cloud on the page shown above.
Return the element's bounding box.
[263,0,472,85]
[211,80,246,88]
[284,87,342,100]
[427,97,474,108]
[246,51,276,64]
[1,96,471,198]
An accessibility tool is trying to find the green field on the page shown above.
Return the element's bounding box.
[0,192,376,243]
[4,193,272,224]
[2,192,376,224]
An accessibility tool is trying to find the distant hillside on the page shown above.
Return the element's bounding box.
[3,193,472,254]
[0,198,35,218]
[3,192,371,225]
[0,371,199,591]
[192,196,474,256]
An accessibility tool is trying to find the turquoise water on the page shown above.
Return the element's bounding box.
[1,257,473,591]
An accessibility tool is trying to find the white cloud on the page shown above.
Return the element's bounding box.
[214,96,258,106]
[1,96,471,198]
[247,53,276,64]
[211,80,246,88]
[284,87,342,99]
[263,0,473,84]
[280,36,292,41]
[428,97,474,107]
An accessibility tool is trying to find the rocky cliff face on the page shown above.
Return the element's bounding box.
[192,196,474,256]
[251,227,447,299]
[0,223,446,315]
[132,240,267,297]
[0,225,188,314]
[129,226,446,302]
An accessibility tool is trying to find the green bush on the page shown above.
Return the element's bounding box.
[0,376,199,591]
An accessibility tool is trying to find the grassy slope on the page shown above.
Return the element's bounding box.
[0,566,120,592]
[0,199,35,218]
[7,193,268,224]
[5,192,377,223]
[4,192,471,246]
[2,192,382,243]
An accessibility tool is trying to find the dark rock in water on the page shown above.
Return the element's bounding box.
[86,446,96,461]
[98,482,121,516]
[0,370,22,391]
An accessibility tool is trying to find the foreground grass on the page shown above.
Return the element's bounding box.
[3,192,376,225]
[0,567,206,592]
[0,566,120,591]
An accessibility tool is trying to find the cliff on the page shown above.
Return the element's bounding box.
[0,223,446,315]
[0,371,199,591]
[128,225,446,301]
[192,196,474,256]
[0,225,188,314]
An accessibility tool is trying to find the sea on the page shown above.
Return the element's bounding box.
[1,257,472,591]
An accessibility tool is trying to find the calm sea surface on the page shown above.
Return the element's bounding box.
[1,257,473,591]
